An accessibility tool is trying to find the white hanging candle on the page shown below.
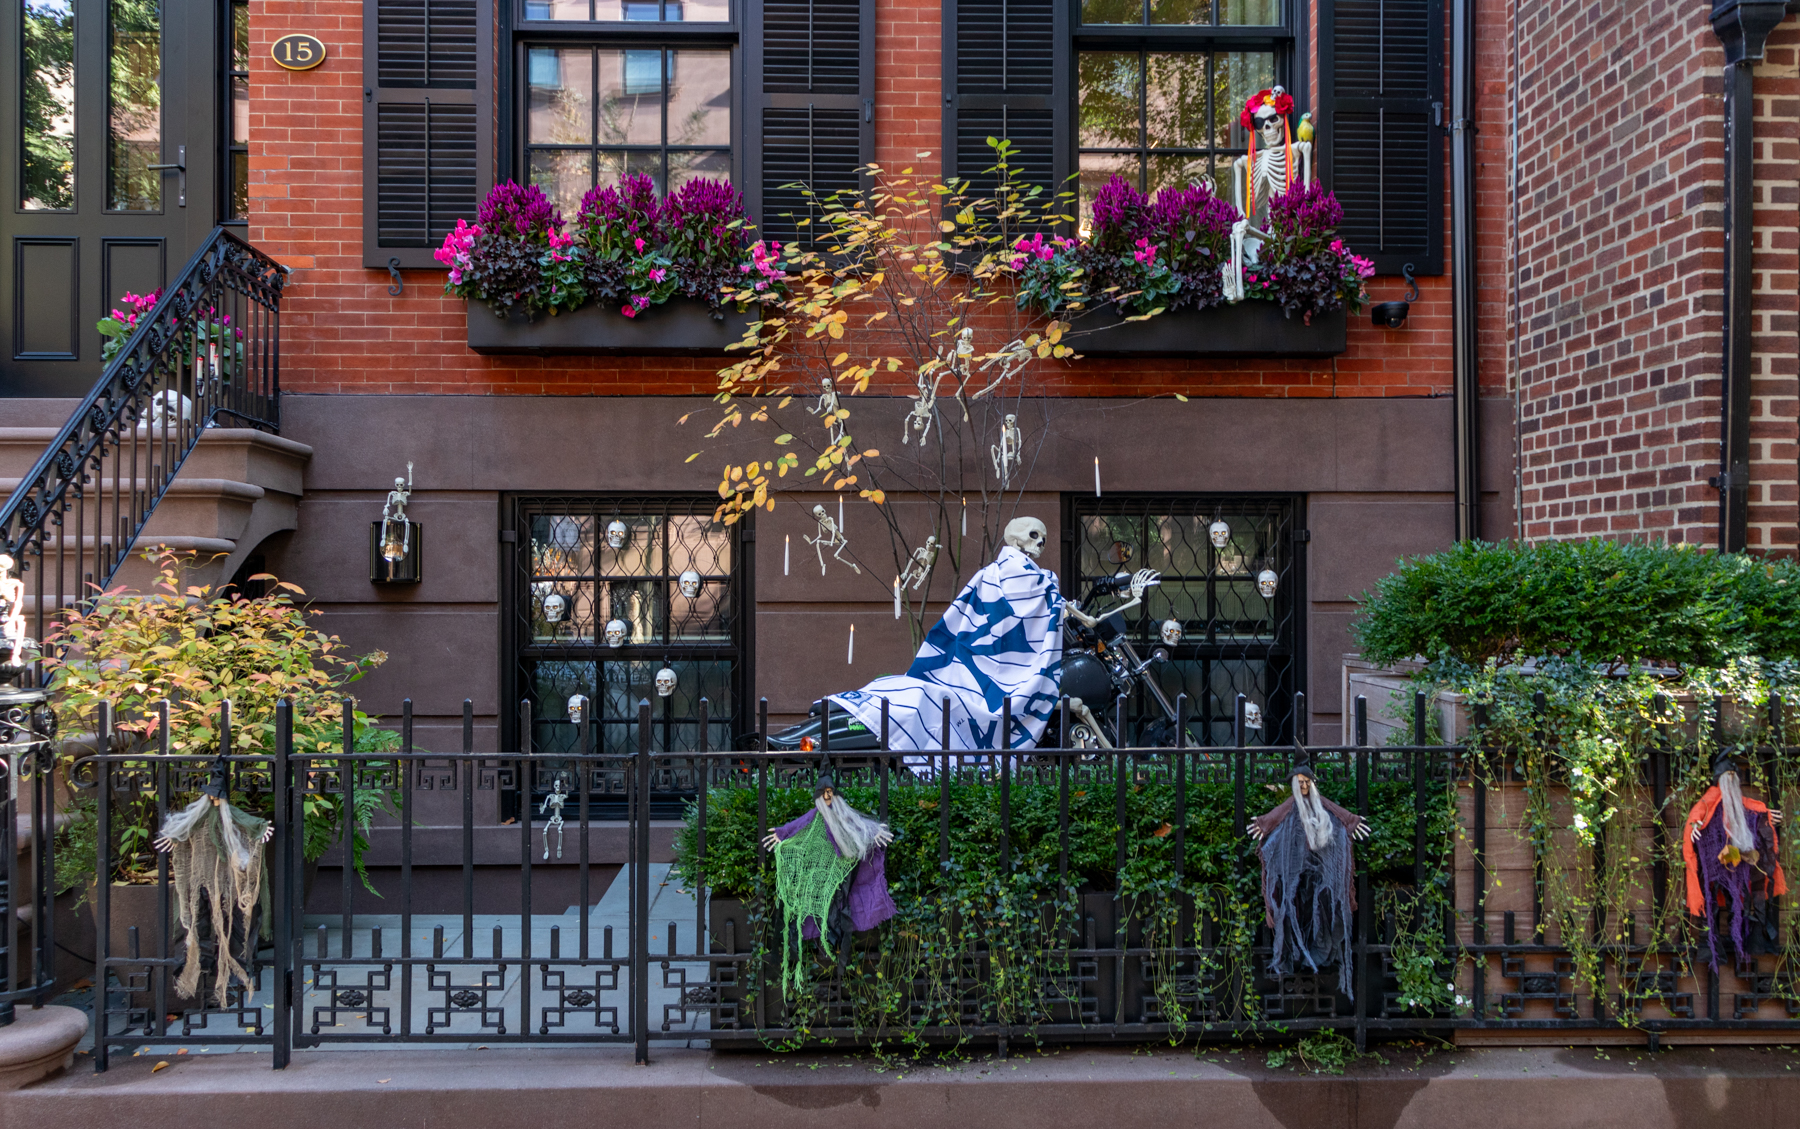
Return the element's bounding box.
[784,534,790,576]
[1094,456,1102,497]
[838,494,844,533]
[847,623,856,664]
[961,497,968,536]
[893,576,902,619]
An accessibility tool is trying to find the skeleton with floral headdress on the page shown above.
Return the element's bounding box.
[1247,751,1369,998]
[1684,752,1787,969]
[1224,86,1315,302]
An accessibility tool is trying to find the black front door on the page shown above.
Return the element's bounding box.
[1,0,221,396]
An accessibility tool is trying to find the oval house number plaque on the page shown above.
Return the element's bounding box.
[271,33,327,71]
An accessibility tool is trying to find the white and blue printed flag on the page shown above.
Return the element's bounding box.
[829,545,1065,754]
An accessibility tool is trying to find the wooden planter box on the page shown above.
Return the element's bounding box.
[465,296,756,356]
[1074,300,1347,358]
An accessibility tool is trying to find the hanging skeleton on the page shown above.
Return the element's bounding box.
[541,775,569,860]
[899,535,939,591]
[810,377,844,445]
[805,504,860,575]
[1246,752,1370,999]
[760,774,896,990]
[973,338,1033,400]
[155,752,272,1007]
[990,414,1023,489]
[1684,752,1787,968]
[902,368,940,447]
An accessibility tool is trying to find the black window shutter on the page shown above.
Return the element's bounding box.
[945,0,1065,200]
[364,0,494,270]
[748,0,875,249]
[1319,0,1444,276]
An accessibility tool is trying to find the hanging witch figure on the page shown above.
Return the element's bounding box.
[155,752,273,1007]
[760,775,897,992]
[1246,752,1371,998]
[1683,751,1787,969]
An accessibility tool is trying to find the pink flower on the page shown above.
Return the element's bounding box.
[1352,254,1375,279]
[448,268,463,285]
[1133,238,1158,265]
[622,304,638,318]
[634,237,646,253]
[648,268,666,283]
[1329,238,1344,254]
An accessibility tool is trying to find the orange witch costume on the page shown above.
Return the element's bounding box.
[1682,753,1786,969]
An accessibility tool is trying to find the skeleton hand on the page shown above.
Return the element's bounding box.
[1773,810,1786,825]
[1691,822,1703,844]
[1352,822,1372,841]
[1246,822,1264,840]
[761,831,781,851]
[874,827,895,848]
[1129,569,1161,602]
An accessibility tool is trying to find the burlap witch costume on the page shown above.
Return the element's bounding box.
[761,776,897,991]
[1247,753,1370,998]
[1683,752,1787,969]
[154,757,272,1007]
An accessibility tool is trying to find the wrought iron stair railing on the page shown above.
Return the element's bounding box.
[0,228,286,680]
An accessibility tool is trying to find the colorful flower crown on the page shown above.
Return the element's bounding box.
[1239,87,1295,130]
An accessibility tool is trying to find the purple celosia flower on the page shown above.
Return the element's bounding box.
[1266,181,1344,239]
[477,182,560,239]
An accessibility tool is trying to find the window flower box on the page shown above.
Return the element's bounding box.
[465,295,756,356]
[1074,300,1347,358]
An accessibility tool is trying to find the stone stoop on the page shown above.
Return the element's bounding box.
[0,426,312,597]
[2,1044,1798,1129]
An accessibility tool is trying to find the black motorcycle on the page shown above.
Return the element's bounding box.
[757,569,1195,752]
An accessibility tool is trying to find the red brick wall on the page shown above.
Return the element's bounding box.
[249,0,1464,400]
[1509,0,1799,550]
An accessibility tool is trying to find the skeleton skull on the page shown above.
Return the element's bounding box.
[605,520,629,550]
[1208,519,1231,549]
[1002,517,1048,559]
[542,593,567,623]
[1160,618,1184,646]
[1257,569,1279,598]
[677,570,702,599]
[567,694,588,724]
[604,618,629,647]
[654,666,677,698]
[1242,701,1264,731]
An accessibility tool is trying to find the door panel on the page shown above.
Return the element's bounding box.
[12,238,79,358]
[1,0,220,396]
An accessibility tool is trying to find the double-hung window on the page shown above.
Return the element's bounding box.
[516,0,737,220]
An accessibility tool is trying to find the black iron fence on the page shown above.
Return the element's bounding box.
[28,689,1800,1069]
[0,228,285,677]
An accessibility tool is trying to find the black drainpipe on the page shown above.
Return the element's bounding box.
[1709,0,1790,552]
[1450,0,1480,541]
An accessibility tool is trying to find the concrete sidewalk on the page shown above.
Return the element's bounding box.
[3,1042,1797,1129]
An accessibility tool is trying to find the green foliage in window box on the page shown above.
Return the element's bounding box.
[1352,539,1800,669]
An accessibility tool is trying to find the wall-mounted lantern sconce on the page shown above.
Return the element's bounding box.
[1370,263,1419,329]
[370,462,422,584]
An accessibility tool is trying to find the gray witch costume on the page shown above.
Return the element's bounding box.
[1249,753,1366,998]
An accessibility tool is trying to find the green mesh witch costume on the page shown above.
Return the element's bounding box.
[765,776,897,993]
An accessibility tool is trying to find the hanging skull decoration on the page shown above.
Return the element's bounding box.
[605,520,629,550]
[1209,519,1231,549]
[1160,618,1184,646]
[1243,701,1264,731]
[1257,569,1279,598]
[678,570,702,599]
[604,618,629,648]
[542,593,567,623]
[567,693,588,723]
[654,666,678,698]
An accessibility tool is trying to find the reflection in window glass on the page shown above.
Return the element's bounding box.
[1076,49,1273,224]
[108,0,162,211]
[526,0,729,18]
[21,0,76,210]
[525,45,731,216]
[226,0,249,219]
[1081,0,1278,25]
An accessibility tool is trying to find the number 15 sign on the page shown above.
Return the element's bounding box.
[272,33,327,71]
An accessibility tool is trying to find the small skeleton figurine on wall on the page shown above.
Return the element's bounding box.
[540,774,570,860]
[902,369,939,447]
[900,534,939,591]
[379,462,414,563]
[806,504,860,575]
[991,414,1022,489]
[811,376,844,444]
[974,338,1032,400]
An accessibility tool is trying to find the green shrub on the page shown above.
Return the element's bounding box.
[1352,539,1800,668]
